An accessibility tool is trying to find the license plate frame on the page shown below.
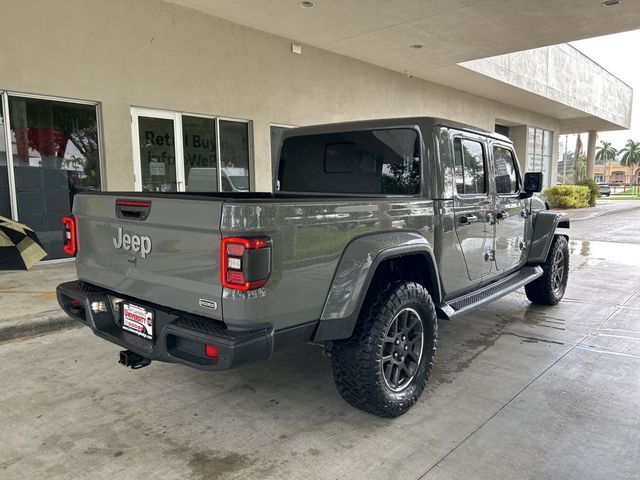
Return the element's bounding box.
[122,303,154,341]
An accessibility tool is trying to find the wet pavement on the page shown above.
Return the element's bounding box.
[559,199,640,243]
[1,206,639,479]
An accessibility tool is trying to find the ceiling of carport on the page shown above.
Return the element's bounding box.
[164,0,640,72]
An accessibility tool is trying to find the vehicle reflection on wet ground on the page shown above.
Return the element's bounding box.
[1,234,639,479]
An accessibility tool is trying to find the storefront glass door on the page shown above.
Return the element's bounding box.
[131,108,183,192]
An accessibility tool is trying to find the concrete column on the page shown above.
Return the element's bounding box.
[586,130,597,180]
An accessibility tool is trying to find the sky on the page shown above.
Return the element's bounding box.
[570,29,640,151]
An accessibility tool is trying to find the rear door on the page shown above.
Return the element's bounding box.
[452,134,493,281]
[74,193,224,320]
[491,142,527,273]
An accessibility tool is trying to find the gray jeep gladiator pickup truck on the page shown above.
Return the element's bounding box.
[57,117,569,417]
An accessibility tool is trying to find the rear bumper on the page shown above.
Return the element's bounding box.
[56,280,275,370]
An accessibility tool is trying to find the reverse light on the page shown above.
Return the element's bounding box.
[62,215,78,255]
[227,257,242,270]
[91,301,107,313]
[221,237,271,291]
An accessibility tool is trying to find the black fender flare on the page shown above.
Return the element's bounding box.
[527,211,570,265]
[314,231,441,342]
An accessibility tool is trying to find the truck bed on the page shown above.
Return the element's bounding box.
[73,191,436,332]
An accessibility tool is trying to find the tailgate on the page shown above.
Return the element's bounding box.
[74,194,223,320]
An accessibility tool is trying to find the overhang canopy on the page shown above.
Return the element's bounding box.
[165,0,638,130]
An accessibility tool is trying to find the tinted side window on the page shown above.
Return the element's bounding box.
[278,128,420,195]
[493,146,519,194]
[453,138,486,195]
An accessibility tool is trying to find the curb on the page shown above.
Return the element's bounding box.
[0,310,80,343]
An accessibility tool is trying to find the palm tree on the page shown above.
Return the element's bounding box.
[595,140,617,182]
[619,140,640,195]
[619,139,640,167]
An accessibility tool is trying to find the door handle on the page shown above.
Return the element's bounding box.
[459,214,478,225]
[496,210,509,220]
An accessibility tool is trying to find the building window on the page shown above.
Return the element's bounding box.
[219,119,250,192]
[527,127,553,187]
[611,171,625,184]
[131,108,252,193]
[182,115,217,192]
[1,92,102,260]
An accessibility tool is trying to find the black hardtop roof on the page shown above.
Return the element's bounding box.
[282,116,512,144]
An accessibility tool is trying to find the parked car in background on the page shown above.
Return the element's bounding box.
[598,182,611,197]
[187,167,250,192]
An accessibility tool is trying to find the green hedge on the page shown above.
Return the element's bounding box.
[544,185,591,209]
[575,178,599,207]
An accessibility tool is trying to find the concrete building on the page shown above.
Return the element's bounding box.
[0,0,637,259]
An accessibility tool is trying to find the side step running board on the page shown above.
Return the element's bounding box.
[437,266,543,320]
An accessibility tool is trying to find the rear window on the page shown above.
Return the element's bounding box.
[278,128,420,195]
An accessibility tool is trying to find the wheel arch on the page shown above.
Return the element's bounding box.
[527,211,570,265]
[314,231,441,342]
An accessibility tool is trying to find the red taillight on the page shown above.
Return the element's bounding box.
[205,344,219,359]
[62,216,77,255]
[221,237,271,291]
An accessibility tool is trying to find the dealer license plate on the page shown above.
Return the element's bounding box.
[122,303,154,340]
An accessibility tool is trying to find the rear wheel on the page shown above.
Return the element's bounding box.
[331,281,437,418]
[525,235,569,305]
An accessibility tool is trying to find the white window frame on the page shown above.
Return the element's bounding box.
[1,90,104,221]
[131,107,186,192]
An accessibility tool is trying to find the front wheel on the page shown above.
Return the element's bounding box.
[331,281,437,418]
[525,235,569,305]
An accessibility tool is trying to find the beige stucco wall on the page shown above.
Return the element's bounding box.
[461,44,633,132]
[0,0,560,192]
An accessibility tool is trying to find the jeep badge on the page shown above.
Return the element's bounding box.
[113,226,152,258]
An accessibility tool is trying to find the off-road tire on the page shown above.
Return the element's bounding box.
[525,235,569,305]
[331,281,437,418]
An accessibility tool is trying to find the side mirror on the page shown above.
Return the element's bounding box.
[522,172,543,197]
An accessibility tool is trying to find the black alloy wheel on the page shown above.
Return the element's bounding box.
[382,307,424,392]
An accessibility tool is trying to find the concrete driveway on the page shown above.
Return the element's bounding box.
[1,204,639,479]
